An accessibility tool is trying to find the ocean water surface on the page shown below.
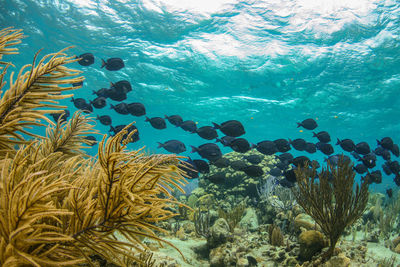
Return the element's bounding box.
[1,0,400,191]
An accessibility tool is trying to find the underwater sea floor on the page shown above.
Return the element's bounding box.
[143,228,400,267]
[128,151,400,267]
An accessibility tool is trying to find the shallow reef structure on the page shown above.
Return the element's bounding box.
[0,27,188,266]
[197,150,280,201]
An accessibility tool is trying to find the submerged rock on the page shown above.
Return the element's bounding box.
[239,207,259,232]
[208,218,231,249]
[298,230,327,261]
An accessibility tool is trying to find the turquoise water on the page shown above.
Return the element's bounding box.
[1,0,400,191]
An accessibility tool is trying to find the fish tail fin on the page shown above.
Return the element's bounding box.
[212,122,220,129]
[96,115,100,120]
[110,82,114,88]
[110,104,114,110]
[215,138,220,143]
[70,97,74,102]
[312,132,317,137]
[145,116,150,122]
[288,138,292,144]
[164,115,169,119]
[336,138,341,145]
[101,59,106,68]
[251,143,257,149]
[377,139,381,146]
[109,126,114,132]
[157,142,164,148]
[92,90,97,95]
[296,122,302,128]
[190,146,197,153]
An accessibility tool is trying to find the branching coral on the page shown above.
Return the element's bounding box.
[0,27,188,266]
[292,156,369,260]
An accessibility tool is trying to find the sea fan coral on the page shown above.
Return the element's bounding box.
[292,155,369,260]
[0,27,188,266]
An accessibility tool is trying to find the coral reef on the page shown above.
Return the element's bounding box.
[0,27,187,266]
[198,150,279,202]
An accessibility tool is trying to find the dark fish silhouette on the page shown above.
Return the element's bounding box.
[191,143,222,162]
[283,169,297,183]
[196,126,218,140]
[377,137,394,150]
[382,162,392,175]
[157,140,186,154]
[93,88,109,98]
[109,124,139,142]
[229,138,251,153]
[101,58,124,71]
[278,153,294,164]
[297,118,318,130]
[211,157,230,168]
[326,154,351,166]
[336,138,355,152]
[354,142,370,155]
[107,88,127,101]
[192,159,210,174]
[305,142,317,154]
[382,149,391,161]
[269,167,282,177]
[244,155,262,164]
[50,109,70,123]
[374,146,385,156]
[180,120,197,133]
[212,120,245,137]
[208,173,225,184]
[145,116,166,130]
[90,97,107,109]
[289,138,307,151]
[111,80,132,94]
[96,115,112,126]
[278,178,295,188]
[128,103,146,117]
[276,160,289,170]
[76,53,94,66]
[386,188,393,198]
[364,170,382,184]
[394,174,400,186]
[391,144,400,157]
[313,131,331,143]
[316,142,334,155]
[80,103,93,113]
[84,135,97,146]
[216,136,236,146]
[360,153,376,169]
[165,115,183,126]
[72,81,83,87]
[292,156,311,167]
[110,103,130,115]
[109,125,126,135]
[230,160,248,171]
[179,160,199,179]
[273,139,291,152]
[242,165,264,177]
[388,161,400,174]
[353,163,367,174]
[254,140,277,155]
[71,97,88,109]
